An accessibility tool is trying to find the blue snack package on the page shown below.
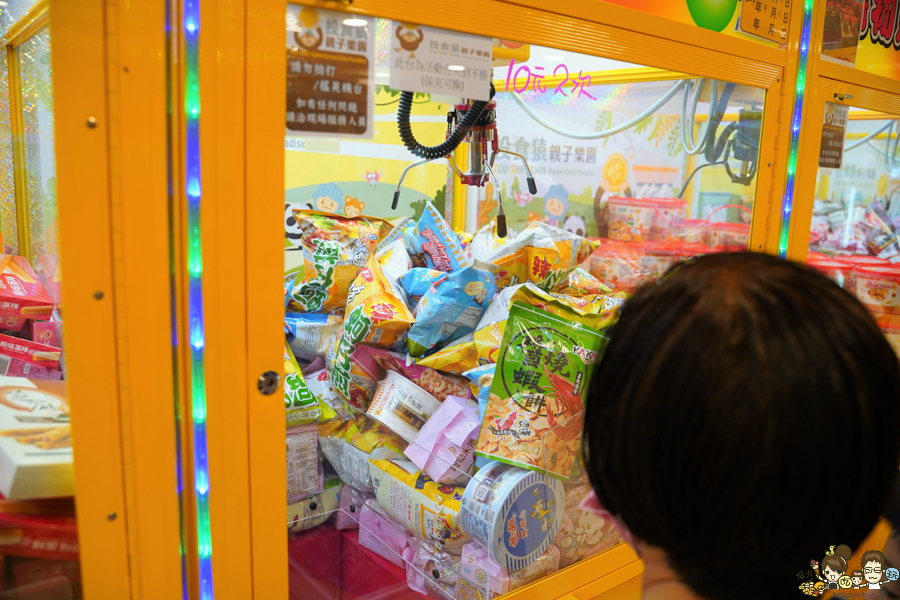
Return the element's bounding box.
[404,201,469,273]
[399,267,445,309]
[285,312,343,361]
[406,267,496,357]
[463,364,495,470]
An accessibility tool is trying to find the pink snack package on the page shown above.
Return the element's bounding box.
[0,355,62,380]
[405,394,480,484]
[335,485,375,530]
[360,346,472,402]
[358,499,412,568]
[554,485,621,567]
[32,312,62,349]
[459,541,510,595]
[0,316,26,333]
[0,334,60,370]
[403,539,460,598]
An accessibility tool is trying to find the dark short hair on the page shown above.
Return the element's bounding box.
[583,253,900,600]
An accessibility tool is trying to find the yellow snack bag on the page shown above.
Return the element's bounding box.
[414,317,506,374]
[318,415,407,492]
[284,342,337,426]
[328,254,415,402]
[369,458,469,548]
[510,284,621,330]
[489,222,599,292]
[554,267,612,296]
[288,210,386,314]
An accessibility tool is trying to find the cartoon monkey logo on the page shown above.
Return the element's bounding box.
[294,7,323,51]
[395,23,424,58]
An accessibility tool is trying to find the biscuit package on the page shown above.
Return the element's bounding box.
[405,201,470,273]
[475,303,605,479]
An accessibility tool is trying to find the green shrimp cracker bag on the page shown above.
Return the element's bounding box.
[474,303,605,479]
[285,341,336,426]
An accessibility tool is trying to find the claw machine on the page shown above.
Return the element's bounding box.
[152,0,797,599]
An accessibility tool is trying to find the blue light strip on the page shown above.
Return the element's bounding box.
[778,0,814,258]
[183,0,214,597]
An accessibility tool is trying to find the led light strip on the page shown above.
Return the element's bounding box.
[183,0,214,597]
[778,0,813,258]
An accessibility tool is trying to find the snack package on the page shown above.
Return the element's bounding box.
[288,211,385,313]
[510,283,623,331]
[405,201,470,273]
[375,239,412,288]
[32,311,63,349]
[287,425,323,502]
[554,267,612,296]
[284,342,336,426]
[284,313,343,361]
[414,321,506,374]
[366,371,442,443]
[404,539,460,598]
[318,415,407,493]
[335,485,375,530]
[284,273,297,309]
[399,268,445,309]
[328,255,415,403]
[459,461,564,570]
[460,541,509,595]
[509,543,560,589]
[405,395,480,484]
[464,364,495,470]
[304,369,350,420]
[358,499,413,568]
[368,459,469,549]
[287,476,342,534]
[407,267,496,357]
[553,484,621,568]
[0,257,54,320]
[475,303,605,478]
[0,334,61,371]
[362,346,472,402]
[375,217,415,254]
[488,222,598,292]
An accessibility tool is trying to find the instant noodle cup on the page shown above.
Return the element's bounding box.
[363,346,472,401]
[369,459,469,548]
[475,303,606,479]
[607,197,657,242]
[459,461,565,570]
[706,222,750,249]
[832,255,891,294]
[854,266,900,313]
[489,222,598,292]
[327,255,415,403]
[405,201,470,272]
[366,371,442,443]
[288,211,386,313]
[647,198,688,241]
[808,259,854,290]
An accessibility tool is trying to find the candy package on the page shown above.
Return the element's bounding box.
[328,255,415,403]
[288,211,386,313]
[358,499,413,568]
[406,266,496,357]
[287,476,342,534]
[368,459,469,549]
[284,342,336,426]
[362,346,472,401]
[318,415,407,493]
[405,394,481,484]
[284,313,342,361]
[399,268,445,309]
[553,484,621,568]
[488,222,598,292]
[475,303,605,478]
[287,425,323,502]
[335,485,375,530]
[405,201,470,273]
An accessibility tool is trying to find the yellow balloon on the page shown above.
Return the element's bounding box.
[298,7,318,29]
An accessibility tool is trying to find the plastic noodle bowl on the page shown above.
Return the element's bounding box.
[831,255,891,295]
[807,259,854,291]
[647,198,688,241]
[854,266,900,313]
[459,461,565,571]
[875,312,900,359]
[607,197,688,243]
[807,251,831,261]
[365,370,442,443]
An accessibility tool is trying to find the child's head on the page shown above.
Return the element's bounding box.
[583,253,900,600]
[312,183,344,213]
[851,570,863,585]
[862,550,886,584]
[822,547,851,582]
[544,184,569,218]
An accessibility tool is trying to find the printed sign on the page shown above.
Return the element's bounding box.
[740,0,792,42]
[389,22,492,101]
[821,0,865,64]
[285,5,375,138]
[819,102,849,169]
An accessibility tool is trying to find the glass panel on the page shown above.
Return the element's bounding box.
[0,41,18,255]
[283,9,766,598]
[806,108,900,359]
[0,0,44,39]
[18,27,57,273]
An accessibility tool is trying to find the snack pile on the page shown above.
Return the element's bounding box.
[284,205,626,597]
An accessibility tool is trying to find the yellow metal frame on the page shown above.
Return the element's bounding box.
[51,0,184,598]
